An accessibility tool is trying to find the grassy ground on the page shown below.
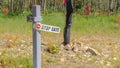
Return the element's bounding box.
[0,12,120,35]
[0,12,120,68]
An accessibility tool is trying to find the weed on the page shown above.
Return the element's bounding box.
[46,57,59,63]
[47,44,60,54]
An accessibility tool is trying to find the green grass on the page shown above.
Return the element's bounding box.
[0,12,120,36]
[0,56,32,68]
[0,14,32,34]
[73,15,120,35]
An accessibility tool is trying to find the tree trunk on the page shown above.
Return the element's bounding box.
[109,0,114,13]
[44,0,46,11]
[116,0,120,12]
[98,0,102,15]
[11,0,13,13]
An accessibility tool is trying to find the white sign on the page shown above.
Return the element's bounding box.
[34,23,60,33]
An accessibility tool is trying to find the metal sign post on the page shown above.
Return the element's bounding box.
[27,5,42,68]
[32,5,42,68]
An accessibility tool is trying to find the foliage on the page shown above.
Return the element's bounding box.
[47,44,60,54]
[0,0,120,15]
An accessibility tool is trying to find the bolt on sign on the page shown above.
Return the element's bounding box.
[34,23,60,33]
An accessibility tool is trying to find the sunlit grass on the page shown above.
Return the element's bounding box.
[0,12,120,36]
[0,56,32,68]
[0,14,32,35]
[72,15,120,35]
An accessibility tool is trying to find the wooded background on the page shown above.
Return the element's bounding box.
[0,0,120,15]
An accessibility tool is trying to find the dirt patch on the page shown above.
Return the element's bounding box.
[0,33,120,68]
[42,35,120,68]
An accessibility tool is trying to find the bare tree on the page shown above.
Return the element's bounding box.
[116,0,120,12]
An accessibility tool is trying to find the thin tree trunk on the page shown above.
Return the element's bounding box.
[98,0,102,15]
[109,0,114,13]
[32,0,36,4]
[44,0,46,11]
[116,0,119,12]
[41,0,44,9]
[8,0,10,9]
[11,0,13,13]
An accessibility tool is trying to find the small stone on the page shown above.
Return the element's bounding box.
[100,60,104,65]
[64,44,72,51]
[18,48,21,51]
[59,44,65,51]
[85,46,89,50]
[60,57,65,62]
[86,47,101,56]
[72,42,83,52]
[76,42,83,46]
[21,40,26,43]
[72,47,78,53]
[113,57,117,60]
